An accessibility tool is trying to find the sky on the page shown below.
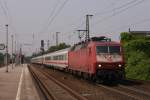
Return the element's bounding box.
[0,0,150,56]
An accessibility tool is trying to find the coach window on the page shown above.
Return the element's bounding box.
[63,55,65,60]
[61,55,63,60]
[60,55,61,60]
[59,55,60,60]
[65,55,67,60]
[57,56,59,60]
[53,56,56,60]
[59,55,61,60]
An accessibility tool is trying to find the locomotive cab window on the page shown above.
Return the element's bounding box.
[96,46,121,54]
[109,46,120,54]
[96,46,108,54]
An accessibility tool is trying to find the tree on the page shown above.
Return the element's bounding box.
[47,43,70,53]
[120,32,133,44]
[31,42,71,58]
[120,32,150,80]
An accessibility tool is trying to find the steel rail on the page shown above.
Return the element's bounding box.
[118,84,150,97]
[97,83,150,100]
[37,67,88,100]
[96,84,140,100]
[28,66,58,100]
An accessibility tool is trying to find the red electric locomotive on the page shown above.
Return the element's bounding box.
[68,36,125,80]
[31,36,125,81]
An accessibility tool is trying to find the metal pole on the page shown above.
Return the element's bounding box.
[77,30,87,42]
[19,46,22,65]
[14,41,16,66]
[5,24,8,72]
[11,35,14,69]
[56,32,60,46]
[47,40,50,49]
[86,14,93,41]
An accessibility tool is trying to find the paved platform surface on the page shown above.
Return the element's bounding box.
[0,64,40,100]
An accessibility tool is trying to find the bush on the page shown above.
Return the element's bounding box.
[124,39,150,56]
[125,51,150,80]
[120,32,150,80]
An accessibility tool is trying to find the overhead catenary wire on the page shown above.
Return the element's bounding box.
[51,0,127,34]
[52,15,85,33]
[40,0,69,34]
[106,17,150,34]
[47,0,69,30]
[40,0,61,34]
[66,0,143,38]
[39,0,69,48]
[92,0,146,27]
[94,0,138,16]
[65,0,147,43]
[95,16,150,40]
[0,0,19,56]
[49,0,138,43]
[0,0,17,34]
[0,0,7,18]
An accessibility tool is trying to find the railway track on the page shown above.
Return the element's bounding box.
[118,84,150,96]
[96,80,150,100]
[29,64,150,100]
[46,67,150,100]
[96,81,150,100]
[28,65,88,100]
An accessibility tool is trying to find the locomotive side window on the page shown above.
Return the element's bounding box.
[96,46,108,53]
[109,46,120,54]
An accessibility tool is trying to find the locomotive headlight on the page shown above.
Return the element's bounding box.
[118,64,122,67]
[98,64,102,68]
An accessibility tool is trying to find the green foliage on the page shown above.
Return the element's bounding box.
[120,32,133,43]
[125,40,150,56]
[120,32,150,80]
[31,43,70,58]
[47,43,70,53]
[126,51,150,80]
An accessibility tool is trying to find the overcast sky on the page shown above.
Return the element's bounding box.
[0,0,150,56]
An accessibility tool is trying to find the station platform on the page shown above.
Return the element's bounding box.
[0,64,40,100]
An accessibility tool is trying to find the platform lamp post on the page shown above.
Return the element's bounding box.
[40,40,44,67]
[5,24,8,72]
[56,32,60,46]
[11,35,14,69]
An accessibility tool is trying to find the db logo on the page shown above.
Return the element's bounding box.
[107,55,112,62]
